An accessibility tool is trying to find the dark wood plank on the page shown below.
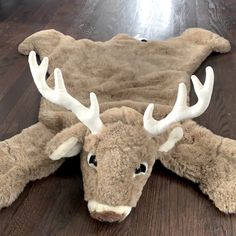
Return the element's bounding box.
[0,0,236,235]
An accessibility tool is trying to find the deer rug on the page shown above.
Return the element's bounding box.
[0,28,235,223]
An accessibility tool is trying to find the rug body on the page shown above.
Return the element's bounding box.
[0,28,235,222]
[18,28,230,118]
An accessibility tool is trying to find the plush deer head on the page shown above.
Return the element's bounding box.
[29,51,214,222]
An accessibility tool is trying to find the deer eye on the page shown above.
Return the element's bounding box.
[135,162,148,175]
[87,153,97,168]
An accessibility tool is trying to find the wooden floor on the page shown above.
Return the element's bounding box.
[0,0,236,235]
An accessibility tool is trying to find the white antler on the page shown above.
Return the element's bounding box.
[28,51,104,134]
[143,66,214,136]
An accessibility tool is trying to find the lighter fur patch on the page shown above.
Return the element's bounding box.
[50,137,82,160]
[88,200,132,217]
[159,127,184,152]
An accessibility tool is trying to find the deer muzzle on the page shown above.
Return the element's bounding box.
[88,200,132,222]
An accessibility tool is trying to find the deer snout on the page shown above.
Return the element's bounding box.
[88,200,132,222]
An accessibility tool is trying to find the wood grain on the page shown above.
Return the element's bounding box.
[0,0,235,235]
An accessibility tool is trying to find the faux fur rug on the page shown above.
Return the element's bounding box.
[1,28,235,219]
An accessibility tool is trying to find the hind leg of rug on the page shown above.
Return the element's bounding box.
[0,122,63,209]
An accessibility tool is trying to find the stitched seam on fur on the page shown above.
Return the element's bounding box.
[3,141,17,162]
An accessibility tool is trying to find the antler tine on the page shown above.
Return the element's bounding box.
[143,66,214,136]
[28,51,51,98]
[28,51,104,134]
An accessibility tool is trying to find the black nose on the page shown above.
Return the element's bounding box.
[90,211,125,223]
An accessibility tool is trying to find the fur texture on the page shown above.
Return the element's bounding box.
[0,28,234,222]
[0,123,63,208]
[160,120,236,213]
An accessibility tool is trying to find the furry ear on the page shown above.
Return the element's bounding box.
[49,137,82,160]
[45,123,87,160]
[158,127,184,153]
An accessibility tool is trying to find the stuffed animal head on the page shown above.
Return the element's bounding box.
[81,109,158,222]
[28,51,214,222]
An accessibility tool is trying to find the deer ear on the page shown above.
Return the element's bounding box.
[49,137,82,160]
[158,127,184,153]
[46,123,87,160]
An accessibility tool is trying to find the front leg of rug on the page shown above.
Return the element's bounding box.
[159,120,236,213]
[0,122,63,209]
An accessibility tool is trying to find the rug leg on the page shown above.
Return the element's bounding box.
[0,122,63,209]
[159,120,236,213]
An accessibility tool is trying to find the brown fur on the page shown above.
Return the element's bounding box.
[160,120,236,213]
[90,211,126,222]
[0,123,63,208]
[0,28,235,221]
